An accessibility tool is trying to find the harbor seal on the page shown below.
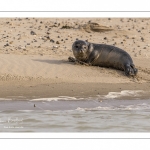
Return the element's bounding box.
[68,40,138,76]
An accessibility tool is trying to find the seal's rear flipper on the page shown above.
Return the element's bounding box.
[131,64,138,76]
[124,64,138,76]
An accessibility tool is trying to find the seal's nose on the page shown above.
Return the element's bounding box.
[80,49,83,53]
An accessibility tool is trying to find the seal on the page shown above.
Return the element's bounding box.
[68,40,138,76]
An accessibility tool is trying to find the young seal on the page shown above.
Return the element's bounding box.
[68,40,138,76]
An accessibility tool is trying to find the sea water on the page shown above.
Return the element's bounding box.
[0,90,150,132]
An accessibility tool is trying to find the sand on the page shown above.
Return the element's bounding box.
[0,18,150,99]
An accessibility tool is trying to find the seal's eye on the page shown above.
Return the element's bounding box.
[83,46,86,49]
[75,46,78,49]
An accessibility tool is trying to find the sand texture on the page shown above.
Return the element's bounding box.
[0,18,150,98]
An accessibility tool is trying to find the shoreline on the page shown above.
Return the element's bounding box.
[1,80,150,99]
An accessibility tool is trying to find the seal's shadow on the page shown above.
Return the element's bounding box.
[32,59,71,65]
[33,59,126,77]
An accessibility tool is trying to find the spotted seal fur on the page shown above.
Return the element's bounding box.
[68,40,138,76]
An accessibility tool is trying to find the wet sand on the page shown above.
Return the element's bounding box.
[1,80,150,99]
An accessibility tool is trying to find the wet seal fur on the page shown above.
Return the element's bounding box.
[68,40,138,76]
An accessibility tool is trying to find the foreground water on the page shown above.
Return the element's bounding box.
[0,90,150,132]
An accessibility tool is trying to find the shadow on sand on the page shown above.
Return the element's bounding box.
[32,59,126,77]
[32,59,72,65]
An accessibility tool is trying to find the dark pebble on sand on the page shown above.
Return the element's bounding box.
[45,36,50,39]
[104,37,107,40]
[141,37,144,41]
[50,39,55,43]
[4,43,9,47]
[76,38,78,40]
[30,31,36,35]
[113,42,116,45]
[27,43,30,45]
[56,41,60,44]
[120,19,123,22]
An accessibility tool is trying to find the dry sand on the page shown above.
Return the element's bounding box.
[0,18,150,99]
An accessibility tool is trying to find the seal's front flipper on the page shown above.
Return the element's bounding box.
[68,56,76,62]
[68,56,89,66]
[76,60,90,66]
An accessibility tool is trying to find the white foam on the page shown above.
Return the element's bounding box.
[30,96,84,101]
[0,98,12,101]
[101,90,144,99]
[76,103,150,111]
[18,110,34,112]
[30,90,146,101]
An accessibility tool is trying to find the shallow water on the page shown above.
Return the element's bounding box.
[0,90,150,132]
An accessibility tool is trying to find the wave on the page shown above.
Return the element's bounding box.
[30,90,147,101]
[76,103,150,111]
[0,90,147,102]
[100,90,145,99]
[30,96,84,101]
[0,98,12,101]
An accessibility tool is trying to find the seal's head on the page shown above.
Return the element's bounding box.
[72,40,91,61]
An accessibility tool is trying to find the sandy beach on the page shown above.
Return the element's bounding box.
[0,18,150,99]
